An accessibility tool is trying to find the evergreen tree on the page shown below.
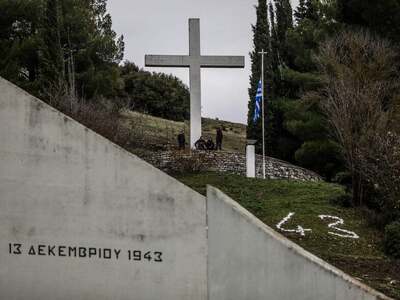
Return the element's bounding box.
[120,61,190,121]
[305,0,319,21]
[278,0,345,174]
[273,0,294,99]
[337,0,400,43]
[57,0,124,99]
[0,0,125,101]
[295,0,319,23]
[294,0,307,23]
[0,0,43,94]
[269,1,279,85]
[252,0,345,170]
[40,0,65,93]
[274,0,293,66]
[247,0,273,153]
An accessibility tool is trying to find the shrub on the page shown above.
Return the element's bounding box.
[384,221,400,258]
[329,193,352,207]
[317,30,399,206]
[357,131,400,214]
[294,140,343,181]
[63,100,132,149]
[332,171,352,186]
[164,151,213,174]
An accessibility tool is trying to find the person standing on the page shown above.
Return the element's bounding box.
[216,127,223,150]
[177,131,185,150]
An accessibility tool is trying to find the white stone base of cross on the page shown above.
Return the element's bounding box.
[145,18,245,148]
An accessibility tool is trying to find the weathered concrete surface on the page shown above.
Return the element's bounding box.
[207,186,391,300]
[246,144,256,178]
[0,78,207,300]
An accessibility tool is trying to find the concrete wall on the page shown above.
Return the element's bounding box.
[0,78,207,300]
[207,186,390,300]
[0,77,391,300]
[143,150,322,181]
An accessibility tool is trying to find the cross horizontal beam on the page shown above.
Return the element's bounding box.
[145,55,191,68]
[145,55,245,68]
[200,56,244,68]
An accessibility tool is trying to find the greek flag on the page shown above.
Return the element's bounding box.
[253,80,262,123]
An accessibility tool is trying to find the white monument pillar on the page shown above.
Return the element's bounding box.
[246,140,257,178]
[189,19,202,148]
[145,19,245,148]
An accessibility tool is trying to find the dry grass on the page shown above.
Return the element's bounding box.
[119,110,247,153]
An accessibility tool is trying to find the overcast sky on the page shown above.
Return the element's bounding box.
[108,0,299,124]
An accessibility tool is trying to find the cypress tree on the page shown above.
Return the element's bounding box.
[337,0,400,44]
[305,0,319,22]
[40,0,65,91]
[247,0,272,147]
[294,0,307,23]
[0,0,43,91]
[269,1,282,94]
[269,1,279,76]
[263,1,300,161]
[274,0,293,66]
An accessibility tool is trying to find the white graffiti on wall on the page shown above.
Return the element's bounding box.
[276,212,312,237]
[318,215,359,239]
[276,213,359,239]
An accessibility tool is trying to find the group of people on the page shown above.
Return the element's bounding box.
[177,128,223,151]
[194,136,216,151]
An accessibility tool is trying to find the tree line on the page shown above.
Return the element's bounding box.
[248,0,345,180]
[0,0,189,121]
[248,0,400,253]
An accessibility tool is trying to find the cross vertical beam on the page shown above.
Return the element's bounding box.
[189,19,202,148]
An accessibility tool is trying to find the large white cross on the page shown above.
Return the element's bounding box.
[145,18,245,148]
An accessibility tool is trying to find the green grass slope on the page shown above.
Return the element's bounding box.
[177,172,400,299]
[119,110,246,153]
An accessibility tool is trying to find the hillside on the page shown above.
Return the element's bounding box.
[119,110,247,153]
[177,173,399,299]
[64,106,397,298]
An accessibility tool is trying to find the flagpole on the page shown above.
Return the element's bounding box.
[259,49,266,179]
